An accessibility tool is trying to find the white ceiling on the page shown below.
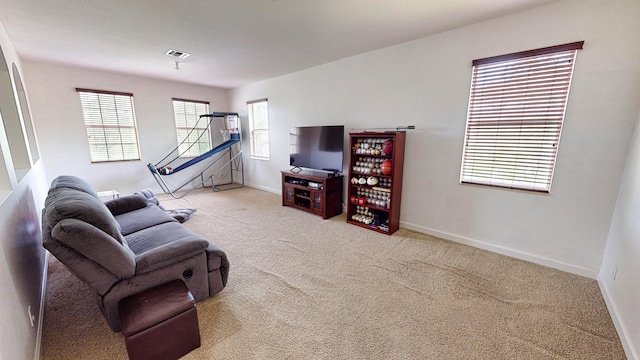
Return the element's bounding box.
[0,0,557,89]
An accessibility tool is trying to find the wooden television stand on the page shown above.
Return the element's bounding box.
[281,170,343,219]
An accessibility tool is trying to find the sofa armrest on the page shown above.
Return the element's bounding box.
[135,238,210,274]
[52,218,136,279]
[104,193,148,216]
[206,243,229,287]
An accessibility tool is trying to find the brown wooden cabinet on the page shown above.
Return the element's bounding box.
[346,131,406,234]
[281,171,343,219]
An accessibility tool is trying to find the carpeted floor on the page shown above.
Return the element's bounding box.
[41,187,626,359]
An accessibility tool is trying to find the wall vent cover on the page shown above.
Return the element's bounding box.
[165,49,191,59]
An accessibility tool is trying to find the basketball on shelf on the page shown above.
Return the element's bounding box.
[380,160,392,175]
[382,139,393,155]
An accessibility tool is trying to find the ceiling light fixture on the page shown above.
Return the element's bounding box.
[165,49,191,59]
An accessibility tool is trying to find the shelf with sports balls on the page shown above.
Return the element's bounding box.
[347,131,406,235]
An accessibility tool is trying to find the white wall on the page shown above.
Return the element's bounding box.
[0,165,48,360]
[229,0,640,278]
[0,20,49,360]
[4,1,637,357]
[600,107,640,359]
[22,62,231,195]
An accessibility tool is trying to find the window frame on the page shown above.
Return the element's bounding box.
[460,41,584,193]
[247,98,270,160]
[172,98,211,158]
[76,88,141,163]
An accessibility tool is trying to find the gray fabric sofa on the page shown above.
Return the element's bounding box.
[42,175,229,332]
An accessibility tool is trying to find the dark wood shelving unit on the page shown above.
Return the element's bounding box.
[346,131,406,235]
[281,170,343,219]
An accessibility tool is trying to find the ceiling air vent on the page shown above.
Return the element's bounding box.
[165,49,191,59]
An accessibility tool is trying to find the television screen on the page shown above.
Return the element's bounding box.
[289,125,344,173]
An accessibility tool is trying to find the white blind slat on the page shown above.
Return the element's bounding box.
[248,99,270,159]
[460,47,579,192]
[78,91,140,162]
[172,99,210,157]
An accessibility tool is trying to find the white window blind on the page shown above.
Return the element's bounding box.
[172,98,210,157]
[460,41,584,192]
[247,98,269,160]
[77,89,140,162]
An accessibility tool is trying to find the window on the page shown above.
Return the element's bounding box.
[460,41,584,192]
[76,88,140,162]
[247,98,269,159]
[172,98,210,157]
[0,46,31,180]
[13,63,39,164]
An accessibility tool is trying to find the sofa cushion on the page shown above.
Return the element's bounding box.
[116,205,178,236]
[165,208,197,223]
[45,187,126,244]
[49,175,99,198]
[52,218,136,279]
[124,221,208,274]
[137,188,165,210]
[105,193,149,216]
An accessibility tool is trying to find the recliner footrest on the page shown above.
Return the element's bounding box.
[119,280,200,360]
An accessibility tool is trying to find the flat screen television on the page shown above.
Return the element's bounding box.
[289,125,344,174]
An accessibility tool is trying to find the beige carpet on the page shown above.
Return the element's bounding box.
[41,187,626,359]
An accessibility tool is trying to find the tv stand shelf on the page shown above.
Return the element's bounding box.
[281,171,343,219]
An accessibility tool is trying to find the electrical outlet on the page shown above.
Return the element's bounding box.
[28,305,35,327]
[612,265,618,281]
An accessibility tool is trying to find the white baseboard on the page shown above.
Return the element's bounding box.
[597,275,639,360]
[250,184,598,278]
[400,221,598,279]
[246,185,597,278]
[34,252,49,360]
[399,221,640,356]
[247,183,280,195]
[232,186,634,356]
